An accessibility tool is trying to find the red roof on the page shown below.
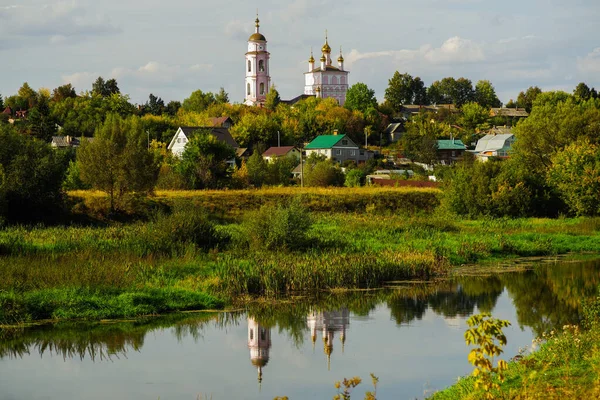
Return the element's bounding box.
[2,106,11,115]
[209,116,232,126]
[262,146,297,157]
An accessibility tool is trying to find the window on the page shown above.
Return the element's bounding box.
[342,139,348,145]
[259,60,264,72]
[452,151,456,157]
[250,329,254,340]
[332,76,337,84]
[323,76,328,85]
[260,328,266,341]
[351,150,356,156]
[260,82,265,95]
[336,149,342,156]
[247,83,251,96]
[247,60,251,72]
[340,76,345,84]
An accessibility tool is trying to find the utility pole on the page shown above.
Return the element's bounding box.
[147,130,150,149]
[277,130,280,147]
[300,147,304,188]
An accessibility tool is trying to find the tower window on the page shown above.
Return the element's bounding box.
[260,83,265,95]
[247,83,251,96]
[248,60,251,72]
[250,329,254,340]
[259,60,264,72]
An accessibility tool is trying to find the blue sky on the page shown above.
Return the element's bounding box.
[1,0,599,105]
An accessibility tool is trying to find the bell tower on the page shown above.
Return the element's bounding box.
[245,13,270,106]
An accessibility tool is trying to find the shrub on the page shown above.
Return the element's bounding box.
[242,198,312,251]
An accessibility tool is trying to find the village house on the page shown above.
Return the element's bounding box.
[436,139,466,165]
[384,122,404,143]
[473,127,515,161]
[209,116,233,129]
[305,133,373,164]
[262,146,301,163]
[168,126,239,166]
[51,135,93,148]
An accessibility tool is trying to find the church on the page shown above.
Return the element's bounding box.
[244,15,349,106]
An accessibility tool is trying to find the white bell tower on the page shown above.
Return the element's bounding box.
[245,13,270,106]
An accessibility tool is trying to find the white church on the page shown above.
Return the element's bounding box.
[244,15,349,106]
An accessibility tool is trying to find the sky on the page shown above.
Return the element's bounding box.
[1,0,599,106]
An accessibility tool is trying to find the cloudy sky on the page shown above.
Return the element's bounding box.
[1,0,599,105]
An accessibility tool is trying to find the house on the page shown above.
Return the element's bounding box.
[168,127,239,166]
[236,147,251,160]
[399,104,459,120]
[209,116,233,129]
[490,108,529,118]
[474,127,515,161]
[384,122,404,142]
[437,139,466,165]
[262,146,301,163]
[281,94,315,106]
[305,133,373,164]
[51,136,93,148]
[2,106,11,115]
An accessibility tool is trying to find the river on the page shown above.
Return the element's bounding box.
[1,258,599,399]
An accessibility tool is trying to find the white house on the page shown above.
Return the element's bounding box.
[474,127,515,161]
[168,126,239,166]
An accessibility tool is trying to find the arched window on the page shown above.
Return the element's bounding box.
[248,60,251,72]
[331,76,337,85]
[341,76,346,85]
[250,329,254,340]
[260,82,265,95]
[247,83,251,96]
[323,76,328,85]
[259,60,264,72]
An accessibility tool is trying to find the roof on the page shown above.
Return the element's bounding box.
[51,136,94,147]
[490,107,529,117]
[305,134,346,149]
[281,94,315,105]
[437,139,466,150]
[236,147,250,157]
[475,132,515,153]
[384,123,403,134]
[2,106,11,114]
[306,66,348,73]
[209,116,232,126]
[248,33,266,42]
[262,146,297,157]
[178,127,239,148]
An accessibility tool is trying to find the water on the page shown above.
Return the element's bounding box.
[1,259,599,399]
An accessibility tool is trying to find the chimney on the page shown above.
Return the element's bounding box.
[333,129,339,135]
[66,135,71,144]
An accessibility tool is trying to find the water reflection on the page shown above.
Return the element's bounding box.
[1,259,599,393]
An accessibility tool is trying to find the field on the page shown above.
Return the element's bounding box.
[2,188,600,325]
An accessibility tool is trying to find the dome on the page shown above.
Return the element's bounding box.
[249,32,266,42]
[321,40,331,54]
[309,54,315,63]
[337,55,344,63]
[251,358,269,367]
[320,54,326,62]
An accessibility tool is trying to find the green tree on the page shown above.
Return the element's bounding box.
[177,129,236,189]
[265,85,281,111]
[18,82,38,108]
[384,71,414,110]
[0,92,4,110]
[474,80,501,108]
[516,86,542,112]
[303,157,344,187]
[51,84,77,102]
[401,117,440,164]
[454,78,475,107]
[345,83,377,113]
[548,140,600,216]
[144,93,165,115]
[78,114,158,212]
[246,149,268,187]
[459,102,490,132]
[215,87,230,104]
[573,82,597,102]
[427,81,448,105]
[0,124,68,223]
[266,154,297,186]
[412,77,428,105]
[182,89,216,113]
[165,100,181,116]
[92,77,120,97]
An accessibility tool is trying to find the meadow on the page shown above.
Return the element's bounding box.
[2,187,600,325]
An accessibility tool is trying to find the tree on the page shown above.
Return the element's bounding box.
[266,154,297,185]
[215,87,230,104]
[460,102,490,133]
[92,77,120,97]
[144,93,165,115]
[516,86,542,112]
[474,80,501,108]
[345,83,377,113]
[400,117,440,164]
[165,100,181,116]
[573,82,597,102]
[18,82,38,108]
[77,114,158,212]
[265,85,281,111]
[246,149,268,187]
[177,129,236,189]
[303,157,344,187]
[182,89,216,113]
[427,81,448,105]
[384,72,414,110]
[454,78,475,107]
[0,93,3,111]
[412,77,428,105]
[0,124,68,223]
[51,84,77,102]
[548,140,600,216]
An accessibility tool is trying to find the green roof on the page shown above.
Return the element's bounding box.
[305,134,345,149]
[437,139,466,150]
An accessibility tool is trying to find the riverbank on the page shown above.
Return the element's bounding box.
[2,190,600,325]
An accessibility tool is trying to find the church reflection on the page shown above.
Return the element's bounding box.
[247,317,271,384]
[308,309,350,370]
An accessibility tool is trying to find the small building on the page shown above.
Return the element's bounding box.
[236,147,251,160]
[474,127,515,161]
[384,122,404,142]
[437,139,466,165]
[51,135,93,148]
[305,133,372,164]
[490,107,529,118]
[262,146,301,163]
[168,127,239,166]
[2,106,12,115]
[209,116,233,129]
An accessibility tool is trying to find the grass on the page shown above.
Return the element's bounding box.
[1,189,600,325]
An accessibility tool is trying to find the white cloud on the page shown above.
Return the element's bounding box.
[61,71,98,92]
[578,47,600,74]
[225,19,251,40]
[424,36,485,64]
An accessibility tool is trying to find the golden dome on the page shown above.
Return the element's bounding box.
[315,87,321,92]
[321,41,331,54]
[249,32,266,41]
[337,54,344,62]
[320,54,326,62]
[309,54,315,63]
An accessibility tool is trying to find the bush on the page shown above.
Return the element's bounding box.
[304,159,345,187]
[242,198,312,251]
[344,169,364,187]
